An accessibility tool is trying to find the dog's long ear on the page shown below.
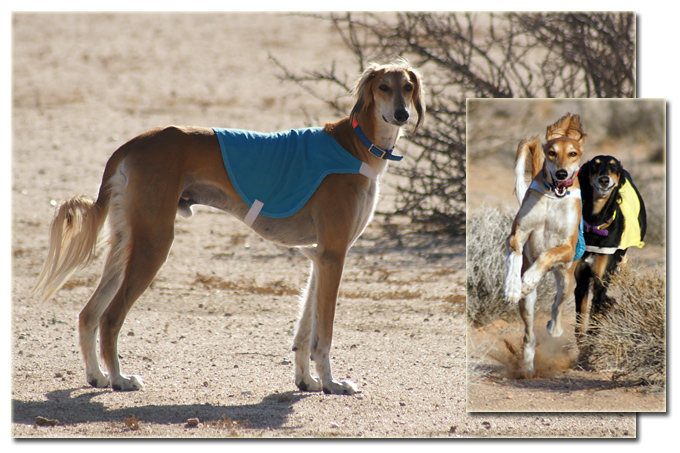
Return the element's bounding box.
[546,113,587,146]
[350,64,380,123]
[577,159,591,188]
[408,67,426,134]
[619,166,629,188]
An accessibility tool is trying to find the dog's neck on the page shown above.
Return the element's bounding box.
[354,111,403,166]
[367,109,403,151]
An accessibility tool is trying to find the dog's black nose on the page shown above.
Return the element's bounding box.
[394,109,409,123]
[555,169,568,181]
[598,176,610,186]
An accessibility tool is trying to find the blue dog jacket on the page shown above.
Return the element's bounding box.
[214,127,377,226]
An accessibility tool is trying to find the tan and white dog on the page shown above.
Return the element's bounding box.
[33,60,425,394]
[504,113,586,377]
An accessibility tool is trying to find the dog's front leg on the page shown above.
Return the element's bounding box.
[292,260,323,392]
[520,243,574,297]
[504,231,526,304]
[310,248,358,395]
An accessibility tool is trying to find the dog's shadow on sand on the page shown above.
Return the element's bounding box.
[12,387,312,430]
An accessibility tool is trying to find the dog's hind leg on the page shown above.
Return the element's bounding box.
[574,260,592,340]
[519,290,538,377]
[79,252,127,388]
[77,168,131,388]
[98,219,174,390]
[292,258,323,392]
[547,268,574,338]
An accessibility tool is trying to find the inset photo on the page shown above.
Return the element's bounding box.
[466,98,666,412]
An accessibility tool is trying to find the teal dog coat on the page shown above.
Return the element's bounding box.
[213,127,377,226]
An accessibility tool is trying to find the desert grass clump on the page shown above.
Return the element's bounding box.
[466,207,556,326]
[466,207,514,325]
[582,264,666,388]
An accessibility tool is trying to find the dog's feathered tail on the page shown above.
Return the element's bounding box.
[514,135,543,204]
[32,196,109,302]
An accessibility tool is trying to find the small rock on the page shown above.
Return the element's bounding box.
[186,418,200,427]
[36,416,59,427]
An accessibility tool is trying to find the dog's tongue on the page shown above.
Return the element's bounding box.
[554,178,573,197]
[556,178,574,189]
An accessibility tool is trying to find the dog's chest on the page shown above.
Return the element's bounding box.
[522,195,580,253]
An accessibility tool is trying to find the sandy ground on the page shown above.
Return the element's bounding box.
[10,12,639,438]
[465,99,666,414]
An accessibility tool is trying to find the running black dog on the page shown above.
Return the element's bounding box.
[574,155,646,345]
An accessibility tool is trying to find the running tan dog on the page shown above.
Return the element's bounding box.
[504,114,586,377]
[33,60,425,394]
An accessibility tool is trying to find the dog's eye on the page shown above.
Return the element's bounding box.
[379,84,389,92]
[404,84,414,92]
[547,150,557,158]
[569,152,578,157]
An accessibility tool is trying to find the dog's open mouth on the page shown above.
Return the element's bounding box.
[554,178,574,198]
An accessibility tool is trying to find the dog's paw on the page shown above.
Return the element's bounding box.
[87,371,111,388]
[295,376,322,392]
[111,374,144,391]
[521,269,542,296]
[322,379,359,395]
[547,319,564,338]
[504,277,522,304]
[520,363,536,379]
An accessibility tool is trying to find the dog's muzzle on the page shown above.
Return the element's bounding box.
[384,108,410,126]
[552,170,574,198]
[595,175,616,196]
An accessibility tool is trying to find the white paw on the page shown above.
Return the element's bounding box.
[86,371,111,388]
[322,379,359,395]
[296,376,322,392]
[111,374,144,391]
[504,255,522,303]
[521,362,536,378]
[547,319,564,338]
[504,276,522,304]
[521,269,542,296]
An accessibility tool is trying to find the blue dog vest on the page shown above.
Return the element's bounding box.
[214,127,377,226]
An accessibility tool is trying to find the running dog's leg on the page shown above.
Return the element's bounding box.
[574,260,592,340]
[292,258,322,392]
[310,247,357,394]
[547,268,574,338]
[521,244,574,297]
[519,289,538,377]
[504,250,524,303]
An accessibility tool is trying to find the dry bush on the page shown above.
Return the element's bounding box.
[273,12,635,234]
[583,264,666,388]
[465,206,555,326]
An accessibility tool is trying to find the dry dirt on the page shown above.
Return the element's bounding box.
[10,12,639,438]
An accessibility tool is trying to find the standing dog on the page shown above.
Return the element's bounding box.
[504,113,586,377]
[33,60,425,394]
[574,156,646,346]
